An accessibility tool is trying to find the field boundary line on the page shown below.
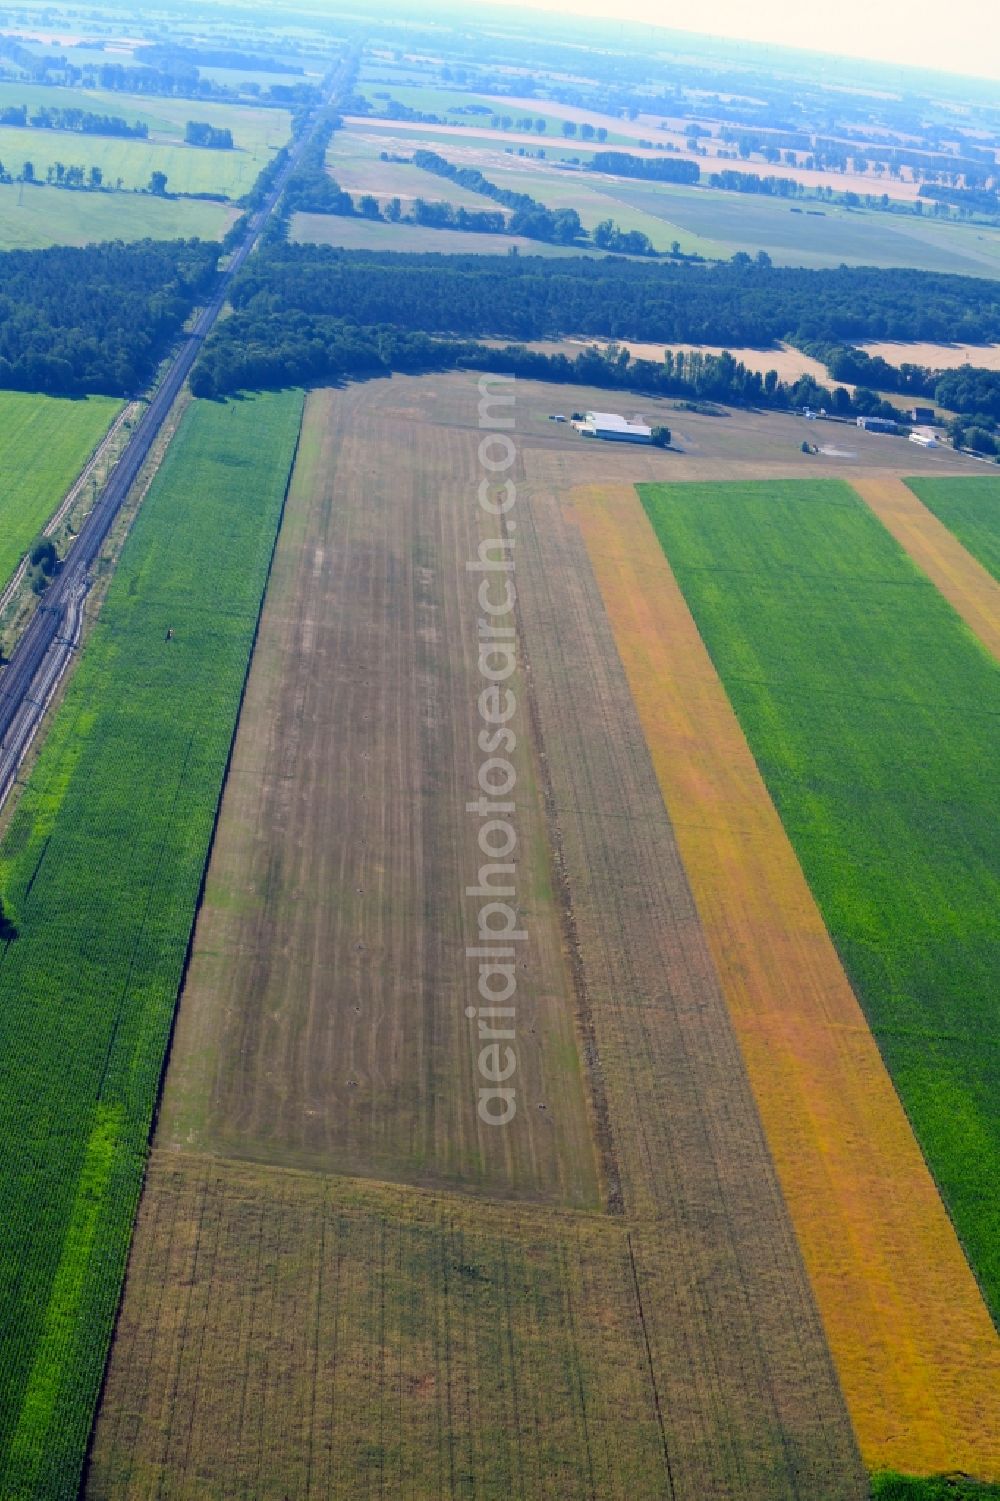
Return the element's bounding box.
[851,476,1000,662]
[571,479,1000,1480]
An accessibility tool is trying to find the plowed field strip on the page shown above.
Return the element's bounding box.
[851,476,1000,661]
[572,480,1000,1479]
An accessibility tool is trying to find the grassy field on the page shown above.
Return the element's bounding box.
[0,391,119,592]
[0,181,234,248]
[640,478,1000,1329]
[906,476,1000,582]
[0,390,304,1499]
[0,87,290,196]
[575,479,1000,1477]
[601,181,1000,275]
[0,80,291,150]
[290,210,611,256]
[88,374,867,1500]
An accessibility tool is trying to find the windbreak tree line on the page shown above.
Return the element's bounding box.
[0,104,148,137]
[0,239,219,394]
[411,149,583,243]
[189,304,895,422]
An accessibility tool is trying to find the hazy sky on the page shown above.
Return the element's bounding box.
[488,0,1000,81]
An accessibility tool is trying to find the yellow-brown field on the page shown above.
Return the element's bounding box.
[572,480,1000,1479]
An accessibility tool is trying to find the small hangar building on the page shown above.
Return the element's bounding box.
[574,411,653,444]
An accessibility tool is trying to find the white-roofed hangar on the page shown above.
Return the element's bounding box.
[573,411,653,444]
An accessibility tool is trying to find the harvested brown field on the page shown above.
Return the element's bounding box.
[572,479,1000,1478]
[87,1155,670,1500]
[857,340,1000,369]
[87,375,873,1500]
[851,477,1000,662]
[158,385,599,1203]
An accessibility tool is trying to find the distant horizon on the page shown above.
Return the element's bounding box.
[475,0,1000,84]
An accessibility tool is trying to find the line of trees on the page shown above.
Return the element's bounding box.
[0,104,148,137]
[188,298,904,421]
[796,341,937,397]
[919,184,1000,219]
[708,170,808,197]
[796,340,1000,419]
[588,151,699,184]
[411,149,582,243]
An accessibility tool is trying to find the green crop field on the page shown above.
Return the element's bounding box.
[906,476,1000,580]
[872,1475,1000,1501]
[0,391,119,593]
[0,181,234,249]
[0,389,304,1498]
[639,478,1000,1324]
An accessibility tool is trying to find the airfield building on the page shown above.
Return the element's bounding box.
[856,415,899,433]
[574,410,653,443]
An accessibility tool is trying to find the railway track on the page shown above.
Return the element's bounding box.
[0,67,347,811]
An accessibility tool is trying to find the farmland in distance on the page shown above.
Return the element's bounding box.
[0,91,291,196]
[0,390,304,1498]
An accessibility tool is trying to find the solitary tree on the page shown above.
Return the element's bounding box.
[0,896,16,942]
[651,425,672,447]
[561,120,577,138]
[148,170,168,195]
[30,537,58,576]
